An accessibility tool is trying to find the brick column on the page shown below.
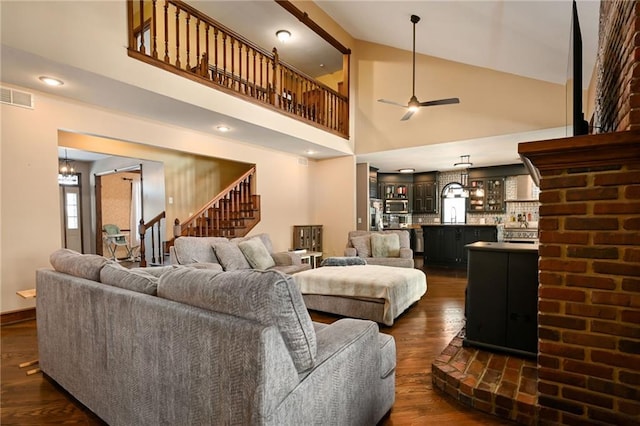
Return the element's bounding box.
[519,130,640,425]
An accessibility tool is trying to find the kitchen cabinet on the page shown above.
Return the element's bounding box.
[468,178,505,213]
[413,182,437,213]
[369,167,378,199]
[422,225,497,268]
[293,225,322,252]
[464,242,538,358]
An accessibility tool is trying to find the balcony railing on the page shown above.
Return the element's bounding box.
[126,0,349,138]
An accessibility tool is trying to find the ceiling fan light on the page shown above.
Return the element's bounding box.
[408,105,419,112]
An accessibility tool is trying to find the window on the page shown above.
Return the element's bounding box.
[65,192,79,229]
[441,183,467,224]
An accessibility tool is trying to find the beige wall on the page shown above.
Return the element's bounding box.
[60,132,251,234]
[309,155,357,258]
[352,39,567,154]
[0,85,351,313]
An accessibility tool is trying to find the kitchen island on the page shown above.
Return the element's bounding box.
[421,224,498,268]
[464,241,539,358]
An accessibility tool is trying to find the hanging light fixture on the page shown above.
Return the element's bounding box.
[59,149,75,176]
[453,154,473,197]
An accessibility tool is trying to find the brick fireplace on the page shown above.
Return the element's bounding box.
[519,131,640,425]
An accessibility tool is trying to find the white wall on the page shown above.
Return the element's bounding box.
[1,85,351,313]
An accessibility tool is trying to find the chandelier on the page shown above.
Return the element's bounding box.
[59,149,75,176]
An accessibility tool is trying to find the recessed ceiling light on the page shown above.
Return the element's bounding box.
[216,125,230,132]
[39,76,64,86]
[398,168,415,173]
[306,150,316,155]
[276,30,291,42]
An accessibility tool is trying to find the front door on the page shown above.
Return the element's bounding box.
[59,178,83,252]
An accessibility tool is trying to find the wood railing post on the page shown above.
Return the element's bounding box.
[138,218,147,267]
[272,47,279,107]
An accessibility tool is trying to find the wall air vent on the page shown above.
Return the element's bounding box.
[0,87,34,109]
[298,157,309,166]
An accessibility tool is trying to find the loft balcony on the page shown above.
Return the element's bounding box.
[127,0,350,138]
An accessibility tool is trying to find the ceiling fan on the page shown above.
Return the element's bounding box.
[378,14,460,121]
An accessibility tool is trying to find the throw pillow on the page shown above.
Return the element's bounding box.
[350,235,371,258]
[320,256,367,267]
[212,241,251,271]
[238,237,276,270]
[370,233,401,258]
[100,262,159,295]
[50,248,109,281]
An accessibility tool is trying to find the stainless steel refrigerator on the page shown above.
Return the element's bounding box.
[370,199,383,231]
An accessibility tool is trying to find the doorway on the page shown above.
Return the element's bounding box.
[95,168,143,259]
[59,174,83,252]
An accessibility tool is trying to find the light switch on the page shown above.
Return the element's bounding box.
[168,196,174,204]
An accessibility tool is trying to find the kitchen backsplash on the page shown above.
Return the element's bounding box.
[410,175,540,226]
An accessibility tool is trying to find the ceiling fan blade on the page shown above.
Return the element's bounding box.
[378,99,407,108]
[419,98,460,107]
[400,110,415,121]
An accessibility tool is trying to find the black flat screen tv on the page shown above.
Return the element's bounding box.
[568,0,590,136]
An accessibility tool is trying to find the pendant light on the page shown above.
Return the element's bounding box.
[59,149,75,176]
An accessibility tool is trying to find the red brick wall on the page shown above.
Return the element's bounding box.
[520,132,640,425]
[595,0,640,132]
[537,164,640,424]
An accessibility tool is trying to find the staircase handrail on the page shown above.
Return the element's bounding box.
[138,210,166,267]
[175,165,256,237]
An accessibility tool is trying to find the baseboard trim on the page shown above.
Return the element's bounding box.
[1,308,36,325]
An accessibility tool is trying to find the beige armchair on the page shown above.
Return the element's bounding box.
[344,230,414,268]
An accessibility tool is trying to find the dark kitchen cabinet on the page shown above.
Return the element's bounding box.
[369,167,378,199]
[422,225,497,268]
[464,242,538,358]
[413,182,437,213]
[468,178,506,213]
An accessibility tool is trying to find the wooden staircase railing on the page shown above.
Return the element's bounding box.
[173,166,260,240]
[138,211,166,267]
[126,0,349,138]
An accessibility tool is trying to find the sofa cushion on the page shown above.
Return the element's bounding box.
[173,236,227,264]
[238,237,276,270]
[100,262,159,295]
[212,241,252,271]
[157,268,317,372]
[370,233,400,258]
[50,248,108,281]
[350,235,371,258]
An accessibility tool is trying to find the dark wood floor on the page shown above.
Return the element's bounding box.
[1,262,513,425]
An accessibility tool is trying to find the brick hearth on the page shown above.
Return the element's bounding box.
[432,328,538,425]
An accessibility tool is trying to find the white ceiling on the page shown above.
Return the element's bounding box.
[3,0,600,171]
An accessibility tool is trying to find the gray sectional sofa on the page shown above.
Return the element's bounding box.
[170,233,311,275]
[36,249,395,425]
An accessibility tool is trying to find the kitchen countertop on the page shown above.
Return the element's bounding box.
[465,241,539,252]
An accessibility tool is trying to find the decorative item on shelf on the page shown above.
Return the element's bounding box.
[58,149,75,176]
